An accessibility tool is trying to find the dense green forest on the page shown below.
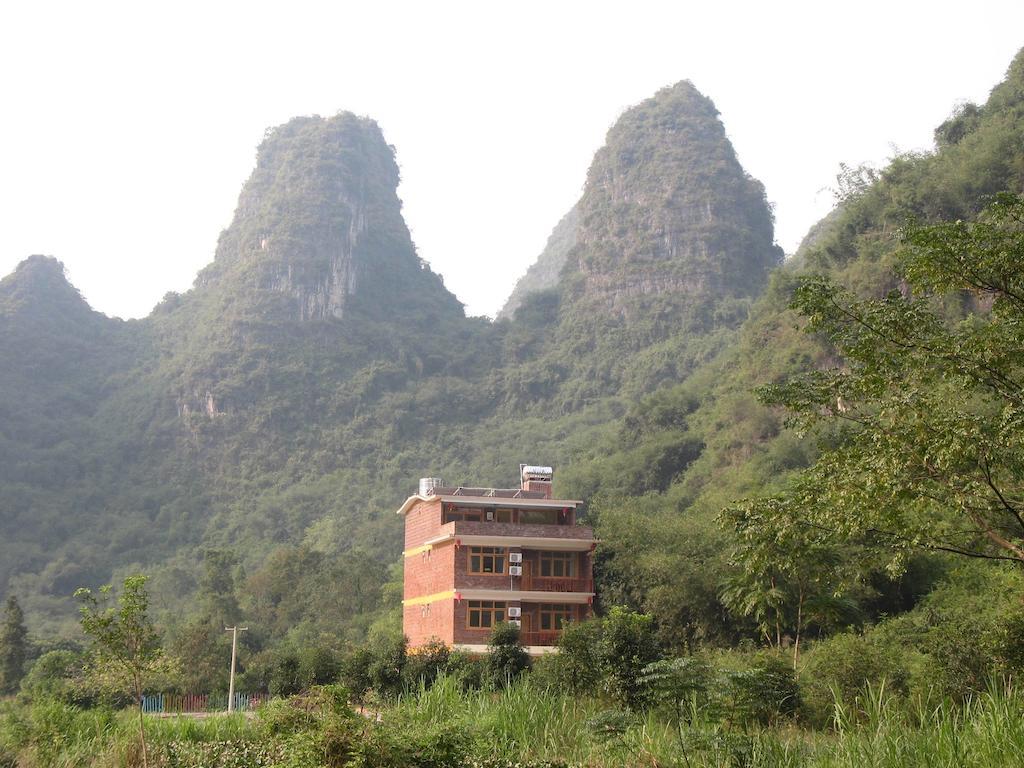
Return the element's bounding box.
[1,43,1024,768]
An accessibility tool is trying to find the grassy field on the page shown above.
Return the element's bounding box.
[4,679,1024,767]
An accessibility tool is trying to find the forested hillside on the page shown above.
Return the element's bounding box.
[0,79,782,642]
[559,47,1024,652]
[2,47,1023,670]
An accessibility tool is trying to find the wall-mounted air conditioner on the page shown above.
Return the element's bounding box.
[508,607,522,618]
[509,552,523,563]
[508,619,521,627]
[486,510,494,521]
[509,565,522,576]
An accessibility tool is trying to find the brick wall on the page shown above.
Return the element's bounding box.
[404,498,443,549]
[404,600,454,647]
[404,541,456,599]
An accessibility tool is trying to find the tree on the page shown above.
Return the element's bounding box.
[731,193,1024,569]
[598,607,661,710]
[75,576,176,768]
[719,505,861,665]
[0,595,28,694]
[550,618,603,694]
[198,548,241,624]
[485,622,529,689]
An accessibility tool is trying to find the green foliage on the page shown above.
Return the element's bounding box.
[640,655,714,724]
[238,645,341,698]
[368,634,407,700]
[544,618,603,695]
[596,607,661,710]
[404,638,451,690]
[17,650,88,705]
[75,577,175,699]
[485,622,529,689]
[724,654,800,726]
[0,597,28,695]
[75,575,176,768]
[733,193,1024,579]
[799,632,910,727]
[339,645,374,702]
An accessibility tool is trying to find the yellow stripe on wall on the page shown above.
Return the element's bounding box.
[402,590,455,607]
[403,544,433,557]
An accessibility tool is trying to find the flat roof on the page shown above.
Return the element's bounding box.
[395,492,583,516]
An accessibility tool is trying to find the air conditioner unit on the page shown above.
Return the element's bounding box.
[508,619,521,627]
[486,510,494,521]
[508,606,522,618]
[509,565,523,576]
[509,552,523,563]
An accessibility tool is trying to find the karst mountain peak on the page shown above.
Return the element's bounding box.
[501,79,782,322]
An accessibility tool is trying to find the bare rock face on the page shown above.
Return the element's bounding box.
[258,201,365,321]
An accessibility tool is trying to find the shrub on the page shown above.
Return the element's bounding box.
[444,652,485,692]
[485,623,529,689]
[726,654,799,726]
[404,638,450,690]
[800,632,908,727]
[640,655,715,724]
[545,618,602,695]
[597,607,661,710]
[340,646,374,702]
[298,647,340,688]
[17,650,93,706]
[368,635,407,699]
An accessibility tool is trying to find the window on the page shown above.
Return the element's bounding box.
[520,509,557,525]
[538,551,576,578]
[468,546,506,574]
[494,508,514,523]
[467,600,506,629]
[444,508,483,523]
[538,603,574,631]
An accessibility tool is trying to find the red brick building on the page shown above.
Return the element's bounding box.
[399,465,595,655]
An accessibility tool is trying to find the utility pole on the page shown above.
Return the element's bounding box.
[224,625,247,713]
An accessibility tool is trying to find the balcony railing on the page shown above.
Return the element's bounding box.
[520,630,561,647]
[520,575,594,593]
[446,520,595,540]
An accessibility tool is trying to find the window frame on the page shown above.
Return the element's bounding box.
[538,551,576,578]
[468,546,507,575]
[466,600,507,629]
[538,603,575,631]
[444,507,483,523]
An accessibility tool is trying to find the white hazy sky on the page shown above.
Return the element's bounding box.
[1,2,1022,320]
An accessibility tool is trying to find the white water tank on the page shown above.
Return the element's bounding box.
[419,477,444,496]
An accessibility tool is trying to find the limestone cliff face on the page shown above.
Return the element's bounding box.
[197,113,460,322]
[565,81,782,317]
[498,204,579,320]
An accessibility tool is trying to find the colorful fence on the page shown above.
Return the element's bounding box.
[141,692,269,713]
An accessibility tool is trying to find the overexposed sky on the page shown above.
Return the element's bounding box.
[1,1,1022,319]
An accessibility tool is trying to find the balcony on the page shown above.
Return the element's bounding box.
[444,520,595,541]
[520,574,594,593]
[520,630,561,647]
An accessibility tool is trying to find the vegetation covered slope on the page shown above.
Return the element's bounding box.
[562,47,1024,648]
[0,79,783,640]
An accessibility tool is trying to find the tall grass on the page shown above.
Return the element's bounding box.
[6,681,1024,766]
[388,676,1024,767]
